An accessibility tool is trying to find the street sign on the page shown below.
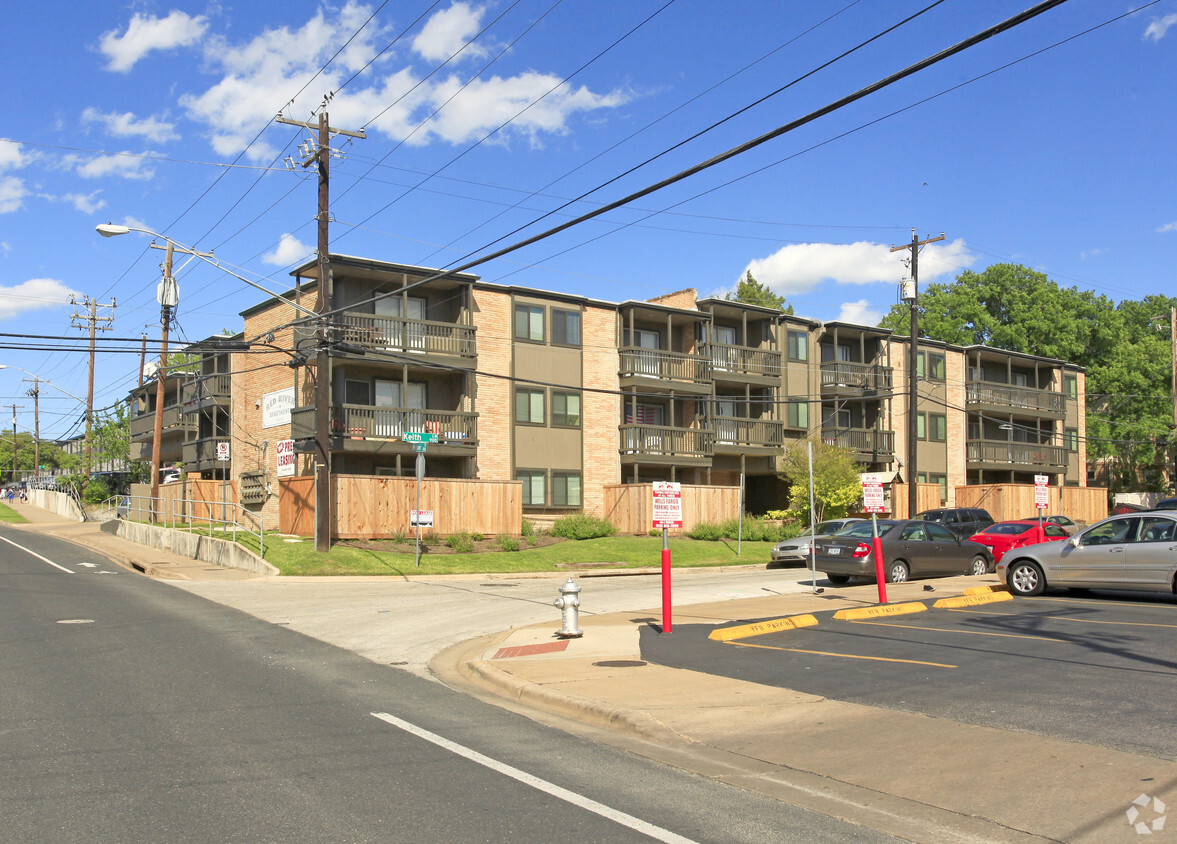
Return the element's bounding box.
[402,431,438,444]
[651,481,683,529]
[216,441,230,461]
[410,509,434,528]
[861,473,885,514]
[1034,474,1049,509]
[412,442,427,453]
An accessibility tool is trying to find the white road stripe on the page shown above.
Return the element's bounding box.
[371,712,697,844]
[0,533,73,573]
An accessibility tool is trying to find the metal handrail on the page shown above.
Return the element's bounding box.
[117,494,265,557]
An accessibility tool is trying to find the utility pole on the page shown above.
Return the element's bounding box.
[277,106,366,553]
[891,230,944,517]
[70,295,116,480]
[138,334,147,387]
[11,404,17,482]
[151,244,178,521]
[25,378,39,479]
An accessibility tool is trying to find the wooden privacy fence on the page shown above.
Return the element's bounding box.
[279,475,522,538]
[603,483,740,535]
[130,479,237,521]
[885,483,943,519]
[956,484,1108,524]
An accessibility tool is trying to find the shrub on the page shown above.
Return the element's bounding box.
[687,521,724,541]
[550,513,616,540]
[444,531,475,552]
[82,478,110,505]
[521,520,536,539]
[495,535,520,552]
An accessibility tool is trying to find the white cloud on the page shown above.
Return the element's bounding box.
[262,233,312,267]
[837,299,884,326]
[740,239,975,299]
[0,279,81,321]
[0,176,27,214]
[1080,248,1105,261]
[68,152,155,181]
[64,192,107,214]
[1144,13,1177,42]
[82,108,179,143]
[1157,221,1177,233]
[413,2,488,62]
[0,139,26,170]
[99,10,209,72]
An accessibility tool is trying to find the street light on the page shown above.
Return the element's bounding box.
[0,365,88,481]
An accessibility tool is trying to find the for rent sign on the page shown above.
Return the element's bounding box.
[276,439,296,478]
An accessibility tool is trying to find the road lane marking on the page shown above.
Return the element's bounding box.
[724,639,956,668]
[370,712,698,844]
[848,619,1065,642]
[0,534,73,573]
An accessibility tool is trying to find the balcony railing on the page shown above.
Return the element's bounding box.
[704,343,782,379]
[619,424,714,459]
[619,348,711,385]
[821,427,895,457]
[181,374,231,405]
[183,436,231,465]
[130,406,191,439]
[328,312,477,359]
[820,362,893,392]
[967,439,1066,468]
[711,417,785,449]
[966,382,1065,415]
[291,404,477,445]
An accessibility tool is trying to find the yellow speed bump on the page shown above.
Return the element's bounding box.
[833,602,927,621]
[709,614,819,642]
[933,591,1013,609]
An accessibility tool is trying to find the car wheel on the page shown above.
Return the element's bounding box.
[827,574,850,585]
[886,561,909,584]
[968,556,988,576]
[1007,560,1045,596]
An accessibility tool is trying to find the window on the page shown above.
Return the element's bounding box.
[344,379,371,404]
[552,392,581,427]
[1065,375,1078,398]
[514,304,544,342]
[714,325,737,346]
[823,408,850,429]
[786,330,808,361]
[515,389,545,424]
[929,413,947,442]
[917,412,927,440]
[517,470,546,506]
[625,403,664,426]
[623,328,660,349]
[552,472,582,507]
[552,309,581,346]
[786,401,808,429]
[1065,428,1079,452]
[931,474,948,503]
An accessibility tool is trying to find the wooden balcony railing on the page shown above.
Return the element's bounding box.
[967,439,1066,468]
[966,382,1065,415]
[820,362,893,392]
[291,405,477,445]
[183,436,230,465]
[331,312,477,359]
[181,374,231,404]
[619,424,714,458]
[619,348,711,384]
[821,427,895,456]
[130,406,191,439]
[711,417,785,448]
[704,343,782,378]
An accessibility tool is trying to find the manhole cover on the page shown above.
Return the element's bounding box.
[593,660,647,668]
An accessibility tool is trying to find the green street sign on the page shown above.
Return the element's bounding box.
[412,442,427,453]
[402,432,438,444]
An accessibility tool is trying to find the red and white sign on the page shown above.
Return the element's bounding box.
[1034,474,1050,509]
[276,439,296,478]
[411,510,434,528]
[861,473,886,514]
[216,441,231,462]
[651,481,683,529]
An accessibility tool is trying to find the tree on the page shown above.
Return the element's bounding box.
[90,403,149,483]
[777,439,862,521]
[726,271,793,314]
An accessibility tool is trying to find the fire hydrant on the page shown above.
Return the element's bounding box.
[553,577,582,638]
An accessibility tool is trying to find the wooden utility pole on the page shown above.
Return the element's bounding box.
[277,108,366,552]
[70,295,116,480]
[26,378,39,479]
[891,230,944,517]
[151,244,177,521]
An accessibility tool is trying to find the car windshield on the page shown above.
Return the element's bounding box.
[837,521,896,538]
[985,524,1031,535]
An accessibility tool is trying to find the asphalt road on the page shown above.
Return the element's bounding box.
[641,591,1177,761]
[0,526,898,843]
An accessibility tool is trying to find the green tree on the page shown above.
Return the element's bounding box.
[726,271,793,314]
[777,439,862,521]
[89,403,147,482]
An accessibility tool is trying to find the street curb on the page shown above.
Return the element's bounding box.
[932,591,1013,609]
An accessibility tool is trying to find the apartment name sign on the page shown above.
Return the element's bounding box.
[262,387,296,429]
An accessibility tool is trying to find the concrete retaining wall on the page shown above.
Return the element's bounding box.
[101,519,279,576]
[28,488,85,521]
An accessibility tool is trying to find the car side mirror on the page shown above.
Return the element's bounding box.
[1068,536,1080,548]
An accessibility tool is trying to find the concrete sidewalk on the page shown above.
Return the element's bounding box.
[10,499,1171,842]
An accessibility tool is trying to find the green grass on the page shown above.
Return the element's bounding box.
[0,503,29,524]
[260,534,776,577]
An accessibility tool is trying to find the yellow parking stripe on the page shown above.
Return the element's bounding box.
[848,619,1065,642]
[725,638,956,668]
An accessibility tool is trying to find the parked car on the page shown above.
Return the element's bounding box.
[770,518,864,566]
[1039,514,1083,535]
[1155,498,1177,510]
[814,519,993,585]
[913,507,994,539]
[116,496,131,519]
[968,520,1070,564]
[999,511,1177,596]
[1111,501,1146,515]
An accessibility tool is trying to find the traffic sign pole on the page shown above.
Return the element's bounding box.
[862,474,888,604]
[661,527,672,633]
[651,482,682,634]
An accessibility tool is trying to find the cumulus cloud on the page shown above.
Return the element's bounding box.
[838,299,884,326]
[0,279,81,321]
[99,10,209,72]
[63,192,107,214]
[1157,221,1177,233]
[67,152,155,181]
[413,2,488,62]
[738,238,975,299]
[81,108,179,143]
[262,233,312,267]
[0,139,27,170]
[1144,13,1177,42]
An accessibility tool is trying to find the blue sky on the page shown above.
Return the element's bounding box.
[3,0,1176,439]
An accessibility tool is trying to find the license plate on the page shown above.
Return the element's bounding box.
[827,546,841,555]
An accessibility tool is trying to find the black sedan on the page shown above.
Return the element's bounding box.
[814,519,993,585]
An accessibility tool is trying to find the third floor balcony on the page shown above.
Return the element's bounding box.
[966,381,1065,419]
[820,361,893,396]
[296,312,477,367]
[703,343,782,385]
[618,348,712,395]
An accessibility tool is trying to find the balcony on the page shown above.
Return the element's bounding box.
[711,417,785,455]
[129,406,191,440]
[704,343,782,385]
[618,348,711,395]
[297,312,476,367]
[619,424,713,465]
[821,427,895,461]
[966,381,1065,419]
[182,374,231,408]
[966,439,1066,472]
[291,404,478,455]
[183,436,231,469]
[820,362,893,395]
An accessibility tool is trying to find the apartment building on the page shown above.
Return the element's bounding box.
[128,254,1087,528]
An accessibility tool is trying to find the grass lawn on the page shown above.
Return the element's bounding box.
[262,534,776,576]
[0,503,29,524]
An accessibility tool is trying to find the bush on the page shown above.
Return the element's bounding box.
[495,535,520,552]
[550,513,616,540]
[521,520,535,539]
[444,532,476,553]
[82,478,110,504]
[687,521,724,541]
